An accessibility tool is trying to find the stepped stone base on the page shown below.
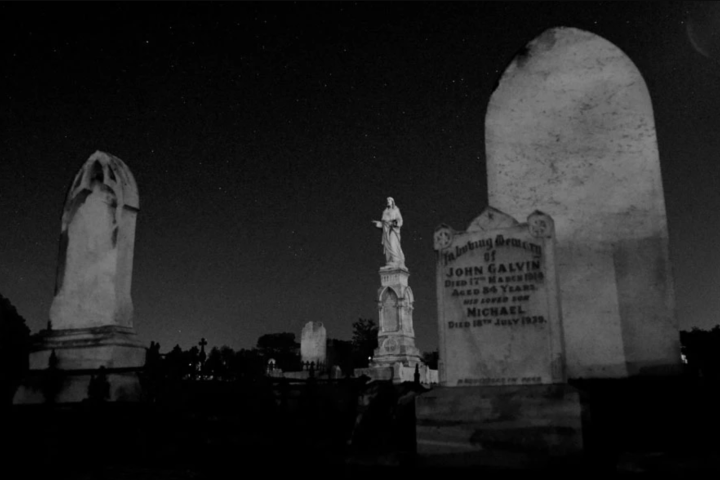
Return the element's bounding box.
[415,384,584,468]
[13,325,146,404]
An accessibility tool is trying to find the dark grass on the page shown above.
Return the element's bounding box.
[6,375,720,477]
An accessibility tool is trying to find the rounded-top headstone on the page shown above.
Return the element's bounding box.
[301,321,327,365]
[486,27,680,378]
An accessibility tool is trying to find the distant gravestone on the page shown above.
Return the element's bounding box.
[267,358,277,374]
[434,207,565,386]
[14,151,147,404]
[485,27,680,378]
[301,321,327,366]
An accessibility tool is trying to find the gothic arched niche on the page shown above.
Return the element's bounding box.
[380,287,399,333]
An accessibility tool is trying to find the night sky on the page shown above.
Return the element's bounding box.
[2,2,719,354]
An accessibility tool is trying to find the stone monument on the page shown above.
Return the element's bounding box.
[371,197,421,367]
[434,207,565,387]
[416,208,583,467]
[485,27,681,378]
[301,321,327,367]
[356,198,425,383]
[14,151,147,404]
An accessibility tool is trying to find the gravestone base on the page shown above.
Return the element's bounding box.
[13,325,146,404]
[415,384,585,469]
[355,362,431,384]
[371,335,422,367]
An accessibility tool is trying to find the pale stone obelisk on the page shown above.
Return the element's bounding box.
[14,151,146,403]
[485,27,680,378]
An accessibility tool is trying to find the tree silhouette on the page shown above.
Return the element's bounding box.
[164,344,186,381]
[327,338,354,374]
[183,346,201,379]
[204,346,226,380]
[0,293,31,404]
[351,318,378,368]
[232,348,266,378]
[256,332,300,371]
[217,346,236,380]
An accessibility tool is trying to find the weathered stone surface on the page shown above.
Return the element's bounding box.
[485,27,680,378]
[50,150,139,330]
[27,326,146,370]
[434,207,564,387]
[372,267,421,367]
[415,384,584,468]
[300,321,327,365]
[355,362,438,385]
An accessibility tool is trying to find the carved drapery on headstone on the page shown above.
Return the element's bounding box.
[49,151,139,330]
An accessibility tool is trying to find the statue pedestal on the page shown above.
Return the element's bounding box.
[372,266,421,367]
[13,325,146,404]
[354,266,423,384]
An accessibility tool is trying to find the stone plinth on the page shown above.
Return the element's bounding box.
[485,27,680,378]
[415,384,584,468]
[372,266,421,367]
[13,325,146,403]
[27,326,146,370]
[355,362,436,385]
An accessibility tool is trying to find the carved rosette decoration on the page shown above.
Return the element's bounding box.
[434,224,454,251]
[528,210,554,238]
[382,337,399,354]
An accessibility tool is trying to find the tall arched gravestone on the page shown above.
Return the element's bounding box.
[14,151,146,404]
[485,27,680,377]
[51,151,139,330]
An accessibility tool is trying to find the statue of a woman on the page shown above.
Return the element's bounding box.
[373,197,406,268]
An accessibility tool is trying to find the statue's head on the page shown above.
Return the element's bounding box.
[387,197,395,208]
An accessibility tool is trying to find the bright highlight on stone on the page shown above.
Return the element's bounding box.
[485,27,680,378]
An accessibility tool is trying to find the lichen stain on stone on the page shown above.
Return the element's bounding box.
[532,27,561,54]
[514,27,561,70]
[513,45,532,70]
